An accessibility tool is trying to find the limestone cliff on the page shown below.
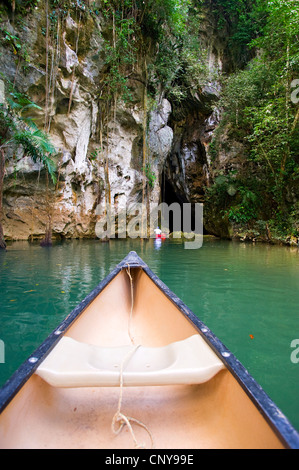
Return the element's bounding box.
[0,1,226,241]
[0,4,174,240]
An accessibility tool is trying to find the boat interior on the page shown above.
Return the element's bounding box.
[0,266,286,449]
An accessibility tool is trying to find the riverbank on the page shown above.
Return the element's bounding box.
[168,231,299,248]
[2,230,299,250]
[230,229,299,247]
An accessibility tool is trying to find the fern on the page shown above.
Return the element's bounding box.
[0,84,57,183]
[12,129,57,183]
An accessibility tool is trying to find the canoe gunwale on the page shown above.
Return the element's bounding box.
[0,259,122,414]
[0,251,144,414]
[140,263,299,449]
[0,250,299,449]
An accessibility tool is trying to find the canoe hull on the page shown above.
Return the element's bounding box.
[0,251,298,449]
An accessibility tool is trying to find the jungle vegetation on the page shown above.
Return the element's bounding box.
[0,0,298,245]
[206,0,299,240]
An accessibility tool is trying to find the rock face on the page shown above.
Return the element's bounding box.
[161,21,225,234]
[0,4,227,241]
[0,7,175,241]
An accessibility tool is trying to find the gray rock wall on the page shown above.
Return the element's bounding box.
[0,3,231,241]
[1,7,173,240]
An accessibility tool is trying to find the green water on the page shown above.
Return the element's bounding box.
[0,238,298,432]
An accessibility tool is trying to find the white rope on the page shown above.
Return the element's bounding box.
[126,264,135,344]
[111,265,154,449]
[111,344,154,449]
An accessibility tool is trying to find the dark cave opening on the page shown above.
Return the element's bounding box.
[160,169,208,235]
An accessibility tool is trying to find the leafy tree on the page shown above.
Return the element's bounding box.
[0,85,56,249]
[208,0,265,70]
[209,0,299,237]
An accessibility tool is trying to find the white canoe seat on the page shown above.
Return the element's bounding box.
[35,334,225,388]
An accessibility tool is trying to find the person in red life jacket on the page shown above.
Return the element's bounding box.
[154,227,162,239]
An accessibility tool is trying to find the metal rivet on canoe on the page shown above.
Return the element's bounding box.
[28,357,38,363]
[221,352,230,358]
[54,330,62,335]
[201,328,208,333]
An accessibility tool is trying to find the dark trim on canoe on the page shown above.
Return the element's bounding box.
[0,251,299,449]
[0,258,122,415]
[135,254,299,450]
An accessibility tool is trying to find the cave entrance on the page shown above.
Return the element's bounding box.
[160,169,190,234]
[160,169,208,235]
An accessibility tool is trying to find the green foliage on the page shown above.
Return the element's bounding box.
[2,30,22,55]
[0,84,57,183]
[99,2,139,103]
[12,129,57,181]
[227,188,259,224]
[147,1,209,100]
[209,0,265,69]
[251,0,299,68]
[89,148,101,161]
[206,170,264,226]
[205,172,238,213]
[143,162,156,188]
[218,59,275,130]
[0,28,30,63]
[140,0,191,39]
[209,0,299,237]
[8,0,39,15]
[98,0,208,105]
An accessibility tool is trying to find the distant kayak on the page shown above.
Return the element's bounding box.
[155,232,166,239]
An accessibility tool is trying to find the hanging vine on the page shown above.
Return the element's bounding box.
[96,2,140,237]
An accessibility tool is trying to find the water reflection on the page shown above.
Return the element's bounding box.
[154,238,162,250]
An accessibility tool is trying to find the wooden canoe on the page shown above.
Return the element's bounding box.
[0,251,298,449]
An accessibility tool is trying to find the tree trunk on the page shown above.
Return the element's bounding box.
[44,0,49,132]
[40,216,52,247]
[40,173,52,247]
[0,149,7,250]
[141,58,148,238]
[281,36,290,173]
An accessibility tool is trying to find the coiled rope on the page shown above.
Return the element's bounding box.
[111,265,154,449]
